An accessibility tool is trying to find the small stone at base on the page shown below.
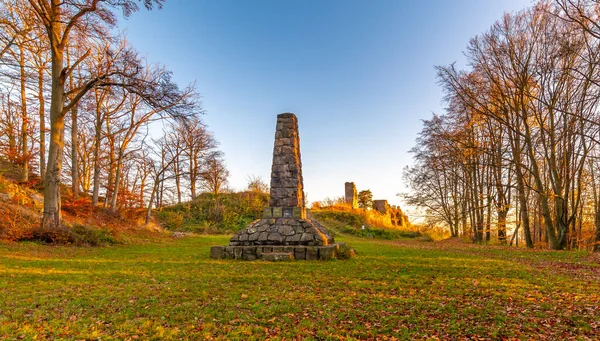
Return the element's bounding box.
[261,252,294,261]
[210,246,225,259]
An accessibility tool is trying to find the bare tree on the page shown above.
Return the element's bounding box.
[200,151,229,195]
[24,0,163,228]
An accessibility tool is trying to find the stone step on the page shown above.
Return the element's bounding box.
[210,244,350,261]
[260,252,294,261]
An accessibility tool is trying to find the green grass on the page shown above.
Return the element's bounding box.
[0,236,598,340]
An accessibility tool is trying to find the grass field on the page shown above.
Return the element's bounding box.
[0,235,599,340]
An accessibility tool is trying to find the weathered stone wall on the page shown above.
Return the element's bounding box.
[373,199,409,227]
[391,206,409,227]
[373,200,389,214]
[270,113,304,208]
[345,182,358,209]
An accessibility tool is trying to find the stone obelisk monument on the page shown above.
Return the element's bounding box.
[210,113,345,261]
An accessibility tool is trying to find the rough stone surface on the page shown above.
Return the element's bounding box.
[306,247,318,260]
[209,245,352,261]
[373,200,390,215]
[262,252,294,261]
[210,246,225,259]
[210,113,340,261]
[318,245,336,260]
[345,182,358,209]
[227,113,334,248]
[373,199,410,227]
[269,113,304,208]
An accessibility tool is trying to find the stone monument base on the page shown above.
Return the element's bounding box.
[228,216,334,247]
[209,214,352,261]
[210,243,352,261]
[208,113,353,261]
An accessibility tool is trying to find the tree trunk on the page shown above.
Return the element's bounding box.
[18,44,28,182]
[104,137,116,208]
[523,123,559,249]
[175,157,181,204]
[554,196,569,250]
[190,158,196,200]
[109,151,123,213]
[91,98,102,205]
[38,66,46,179]
[145,178,159,224]
[515,168,534,248]
[42,43,66,229]
[595,203,600,252]
[139,172,147,207]
[497,209,507,243]
[69,48,79,199]
[71,105,79,199]
[485,196,491,243]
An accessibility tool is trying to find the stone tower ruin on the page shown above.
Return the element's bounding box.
[373,199,409,227]
[345,182,358,209]
[210,113,347,261]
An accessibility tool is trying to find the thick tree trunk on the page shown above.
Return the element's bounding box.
[42,48,66,229]
[554,197,569,250]
[515,168,534,248]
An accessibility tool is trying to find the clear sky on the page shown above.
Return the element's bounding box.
[120,0,533,207]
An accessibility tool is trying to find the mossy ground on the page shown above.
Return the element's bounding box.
[0,235,598,340]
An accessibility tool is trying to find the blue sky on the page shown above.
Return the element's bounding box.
[120,0,533,207]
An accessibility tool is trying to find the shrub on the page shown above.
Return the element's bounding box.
[70,225,116,246]
[0,204,38,241]
[16,224,116,246]
[156,210,184,230]
[336,242,356,259]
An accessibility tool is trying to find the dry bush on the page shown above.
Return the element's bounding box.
[0,203,39,241]
[360,209,394,228]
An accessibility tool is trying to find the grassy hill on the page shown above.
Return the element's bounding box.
[157,193,440,242]
[311,208,434,241]
[156,191,269,233]
[0,235,598,340]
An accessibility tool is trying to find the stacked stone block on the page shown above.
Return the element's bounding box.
[210,113,341,261]
[229,218,333,246]
[373,199,409,227]
[210,243,349,261]
[270,113,304,208]
[345,182,358,209]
